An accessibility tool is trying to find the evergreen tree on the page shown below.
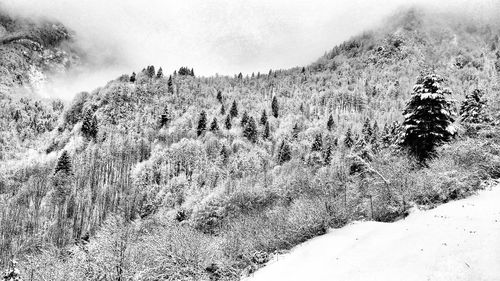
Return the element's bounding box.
[130,72,136,83]
[81,109,98,140]
[167,75,173,94]
[237,72,243,79]
[220,145,229,164]
[344,128,354,148]
[216,91,223,103]
[311,134,323,152]
[156,67,163,78]
[263,121,270,139]
[147,65,155,78]
[372,121,380,144]
[160,106,170,128]
[191,68,195,77]
[54,150,72,175]
[210,117,219,132]
[225,114,232,130]
[243,116,257,143]
[327,114,335,131]
[197,111,207,137]
[271,96,279,118]
[220,103,226,115]
[292,123,300,139]
[460,89,489,124]
[323,144,332,165]
[362,118,372,143]
[260,109,268,126]
[278,141,291,164]
[240,111,249,127]
[230,100,238,118]
[401,74,456,163]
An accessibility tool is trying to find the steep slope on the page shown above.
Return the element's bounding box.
[2,7,500,280]
[246,184,500,281]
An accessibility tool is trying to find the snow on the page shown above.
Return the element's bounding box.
[245,186,500,281]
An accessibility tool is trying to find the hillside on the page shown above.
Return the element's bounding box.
[1,7,500,281]
[246,183,500,281]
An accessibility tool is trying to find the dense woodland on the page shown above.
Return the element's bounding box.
[2,7,500,281]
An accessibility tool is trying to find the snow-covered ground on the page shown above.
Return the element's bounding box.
[246,186,500,281]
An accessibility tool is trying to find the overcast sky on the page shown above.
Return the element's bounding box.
[2,0,497,98]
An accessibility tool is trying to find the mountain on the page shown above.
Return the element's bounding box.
[1,7,500,281]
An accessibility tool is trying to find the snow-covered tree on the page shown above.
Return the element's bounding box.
[401,74,456,163]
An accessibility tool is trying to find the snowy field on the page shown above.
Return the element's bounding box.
[246,186,500,281]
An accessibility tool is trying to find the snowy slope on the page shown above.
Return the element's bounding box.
[246,186,500,281]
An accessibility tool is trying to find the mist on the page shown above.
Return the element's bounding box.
[2,0,498,100]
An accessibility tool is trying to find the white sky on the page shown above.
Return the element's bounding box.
[1,0,497,98]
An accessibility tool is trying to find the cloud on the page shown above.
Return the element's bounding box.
[1,0,497,99]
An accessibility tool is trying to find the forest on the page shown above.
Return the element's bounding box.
[1,6,500,281]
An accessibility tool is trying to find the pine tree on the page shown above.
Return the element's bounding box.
[243,116,257,143]
[372,121,379,144]
[220,145,229,164]
[327,114,335,131]
[460,89,489,124]
[210,117,219,132]
[81,109,98,140]
[260,109,268,126]
[362,118,372,143]
[263,121,270,139]
[401,74,456,163]
[167,75,173,94]
[197,111,207,137]
[216,91,223,103]
[147,65,155,78]
[278,141,291,164]
[230,100,238,118]
[292,123,300,139]
[130,72,136,83]
[156,67,163,78]
[240,111,249,127]
[55,150,72,175]
[237,72,243,79]
[271,96,279,118]
[344,128,354,148]
[190,68,195,77]
[160,106,170,128]
[220,104,226,115]
[323,144,332,165]
[225,114,232,130]
[311,134,323,152]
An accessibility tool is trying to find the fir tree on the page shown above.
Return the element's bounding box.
[362,118,372,143]
[237,72,243,79]
[220,104,226,115]
[263,121,270,139]
[401,74,456,163]
[292,123,300,139]
[327,114,335,131]
[260,109,268,126]
[167,75,173,94]
[147,65,155,78]
[81,109,98,140]
[344,128,354,148]
[230,100,238,118]
[243,116,257,143]
[54,150,72,175]
[278,141,291,164]
[372,121,380,144]
[160,106,170,128]
[460,89,489,124]
[225,114,232,130]
[130,72,136,83]
[311,134,323,152]
[210,117,219,132]
[240,111,249,127]
[271,96,279,118]
[197,111,207,137]
[191,68,195,77]
[216,91,223,103]
[156,67,163,78]
[220,145,229,164]
[323,144,332,165]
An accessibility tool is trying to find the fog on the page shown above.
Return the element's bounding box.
[2,0,498,99]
